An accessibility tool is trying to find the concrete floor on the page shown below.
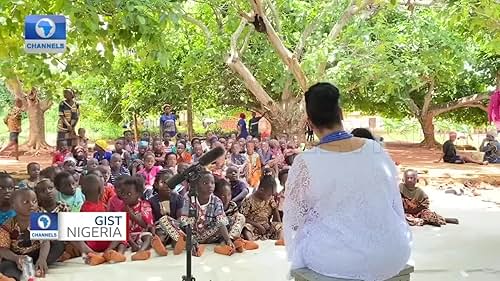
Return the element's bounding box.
[43,190,500,281]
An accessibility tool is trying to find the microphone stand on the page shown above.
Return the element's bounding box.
[182,167,202,281]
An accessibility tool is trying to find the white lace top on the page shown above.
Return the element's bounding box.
[284,139,412,281]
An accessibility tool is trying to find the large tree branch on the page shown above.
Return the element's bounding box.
[265,0,281,34]
[40,99,53,112]
[182,14,211,47]
[316,0,374,78]
[226,19,282,118]
[406,96,421,117]
[431,93,490,116]
[5,78,25,100]
[248,0,308,91]
[421,78,434,115]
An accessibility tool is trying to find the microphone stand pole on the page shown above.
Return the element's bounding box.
[182,170,201,281]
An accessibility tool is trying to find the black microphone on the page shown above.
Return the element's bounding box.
[166,146,225,188]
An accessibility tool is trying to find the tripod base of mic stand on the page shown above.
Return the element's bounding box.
[182,276,195,281]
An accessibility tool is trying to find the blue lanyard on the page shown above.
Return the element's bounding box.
[319,130,353,145]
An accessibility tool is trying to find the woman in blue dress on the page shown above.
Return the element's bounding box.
[237,113,249,139]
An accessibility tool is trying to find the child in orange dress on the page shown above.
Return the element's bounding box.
[241,175,284,245]
[246,142,262,189]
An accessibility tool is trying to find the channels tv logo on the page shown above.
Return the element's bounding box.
[24,15,66,54]
[30,213,59,240]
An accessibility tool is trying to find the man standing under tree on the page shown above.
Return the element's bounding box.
[0,99,23,160]
[57,89,80,150]
[248,111,267,138]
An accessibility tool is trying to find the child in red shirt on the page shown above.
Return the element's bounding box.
[53,140,72,166]
[79,174,127,265]
[117,176,167,260]
[87,166,116,206]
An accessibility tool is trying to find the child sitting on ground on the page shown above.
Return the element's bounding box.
[164,152,178,173]
[53,140,72,166]
[77,128,88,153]
[214,179,258,253]
[157,171,232,257]
[135,152,162,199]
[277,169,288,220]
[149,169,184,221]
[400,169,459,227]
[55,171,85,212]
[0,189,65,279]
[18,162,40,189]
[109,153,130,186]
[63,157,80,184]
[35,179,70,213]
[225,166,249,207]
[78,174,127,265]
[174,163,189,196]
[93,140,112,164]
[152,139,166,166]
[113,138,131,169]
[116,176,166,260]
[40,166,62,182]
[0,173,15,226]
[241,175,284,245]
[87,167,116,206]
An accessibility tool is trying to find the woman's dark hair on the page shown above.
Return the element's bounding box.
[351,128,375,140]
[54,171,72,189]
[122,176,145,194]
[258,175,277,192]
[239,113,246,119]
[214,179,231,195]
[305,83,342,129]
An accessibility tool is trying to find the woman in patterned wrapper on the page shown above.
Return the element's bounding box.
[283,82,411,281]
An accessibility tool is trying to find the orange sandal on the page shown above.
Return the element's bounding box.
[131,250,151,261]
[243,239,259,250]
[214,245,235,256]
[85,252,106,266]
[174,235,187,255]
[152,235,168,256]
[103,250,126,263]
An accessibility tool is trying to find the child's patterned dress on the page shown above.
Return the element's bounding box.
[240,195,282,240]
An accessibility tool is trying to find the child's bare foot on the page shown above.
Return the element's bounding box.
[152,235,168,256]
[174,235,186,255]
[103,250,126,263]
[275,239,285,246]
[57,251,72,262]
[233,238,245,253]
[243,239,259,250]
[131,250,151,261]
[193,245,205,257]
[85,252,106,266]
[214,244,234,256]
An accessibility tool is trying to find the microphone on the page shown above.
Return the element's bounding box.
[166,146,225,188]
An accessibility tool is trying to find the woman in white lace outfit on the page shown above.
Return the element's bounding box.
[284,83,411,281]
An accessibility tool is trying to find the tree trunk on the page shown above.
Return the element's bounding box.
[25,100,51,150]
[133,112,139,144]
[187,93,194,140]
[418,113,439,147]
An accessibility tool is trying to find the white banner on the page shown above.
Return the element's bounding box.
[58,212,127,241]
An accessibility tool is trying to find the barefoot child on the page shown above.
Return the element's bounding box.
[157,171,233,257]
[214,179,258,253]
[0,189,65,279]
[118,176,165,260]
[55,172,85,212]
[0,173,15,226]
[78,174,127,265]
[18,163,40,190]
[34,179,70,213]
[241,175,284,245]
[400,169,459,227]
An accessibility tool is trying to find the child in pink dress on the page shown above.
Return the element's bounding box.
[135,152,162,199]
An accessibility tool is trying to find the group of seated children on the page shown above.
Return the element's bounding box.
[0,147,287,280]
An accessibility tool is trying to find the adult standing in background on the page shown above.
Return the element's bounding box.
[248,111,262,138]
[160,104,177,138]
[57,89,79,150]
[237,113,249,139]
[284,82,411,280]
[0,99,23,160]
